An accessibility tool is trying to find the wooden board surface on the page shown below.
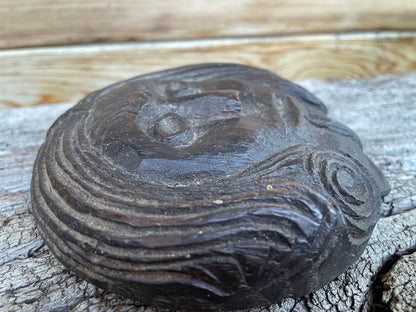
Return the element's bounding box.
[1,32,416,110]
[1,0,416,49]
[1,73,416,311]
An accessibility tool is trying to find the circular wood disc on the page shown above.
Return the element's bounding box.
[31,64,390,311]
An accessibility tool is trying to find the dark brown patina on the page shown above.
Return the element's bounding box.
[31,64,389,311]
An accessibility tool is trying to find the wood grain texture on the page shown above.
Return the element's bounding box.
[1,73,416,311]
[1,32,416,110]
[1,0,416,49]
[382,252,416,311]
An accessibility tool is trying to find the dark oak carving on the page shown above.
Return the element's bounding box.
[31,64,390,311]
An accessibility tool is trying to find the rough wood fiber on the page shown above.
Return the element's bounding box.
[1,73,416,311]
[382,252,416,312]
[1,0,416,49]
[1,32,416,109]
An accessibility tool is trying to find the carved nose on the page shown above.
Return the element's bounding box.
[168,90,241,123]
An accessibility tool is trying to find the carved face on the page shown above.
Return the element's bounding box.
[85,74,325,180]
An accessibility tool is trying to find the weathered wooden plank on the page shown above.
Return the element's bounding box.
[382,252,416,312]
[1,73,415,311]
[1,0,416,49]
[1,32,416,110]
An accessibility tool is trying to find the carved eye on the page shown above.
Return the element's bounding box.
[154,113,188,138]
